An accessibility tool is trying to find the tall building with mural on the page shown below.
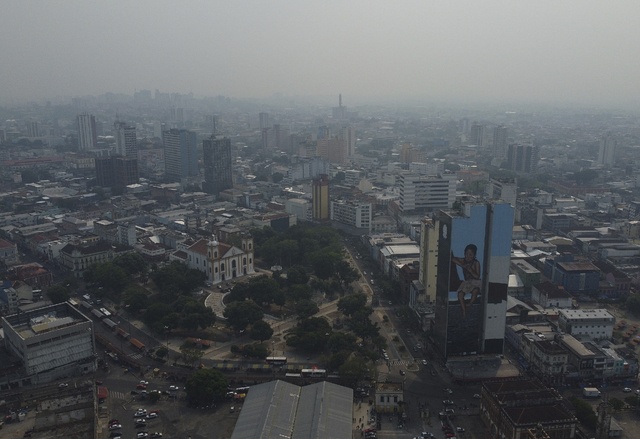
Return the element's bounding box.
[312,174,330,221]
[432,202,514,359]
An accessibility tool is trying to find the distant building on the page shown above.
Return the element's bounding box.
[114,121,137,158]
[202,136,233,195]
[493,125,508,158]
[485,177,517,207]
[598,132,616,167]
[469,122,484,146]
[162,129,198,182]
[398,172,456,212]
[330,199,372,232]
[507,144,539,173]
[312,174,330,220]
[95,156,139,189]
[77,113,97,151]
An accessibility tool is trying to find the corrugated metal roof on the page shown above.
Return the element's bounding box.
[230,380,353,439]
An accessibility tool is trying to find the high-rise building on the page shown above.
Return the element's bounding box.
[114,122,137,158]
[485,177,517,207]
[493,125,507,158]
[332,94,347,119]
[330,200,372,231]
[341,126,356,158]
[162,129,198,182]
[507,144,539,173]
[203,136,233,195]
[77,113,97,151]
[432,202,514,359]
[470,122,485,147]
[598,133,616,167]
[399,172,457,212]
[27,121,40,138]
[95,156,139,189]
[419,217,439,303]
[259,112,270,130]
[312,174,330,221]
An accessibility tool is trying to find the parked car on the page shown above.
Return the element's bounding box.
[443,400,454,405]
[150,433,162,438]
[623,387,633,393]
[456,427,465,433]
[109,424,122,431]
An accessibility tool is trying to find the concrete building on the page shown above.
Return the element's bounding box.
[77,113,97,151]
[481,378,577,439]
[493,125,508,158]
[398,172,456,213]
[469,122,484,146]
[433,202,514,359]
[531,281,573,309]
[598,132,616,167]
[1,302,96,387]
[285,198,311,222]
[419,217,438,304]
[183,234,255,284]
[203,136,233,195]
[312,174,330,221]
[330,200,371,232]
[162,128,198,182]
[95,156,139,189]
[557,309,614,340]
[507,144,539,173]
[485,177,517,207]
[114,121,137,158]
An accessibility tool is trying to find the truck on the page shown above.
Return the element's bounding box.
[583,387,601,398]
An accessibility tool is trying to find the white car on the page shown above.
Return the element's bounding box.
[473,393,481,399]
[623,387,633,392]
[109,424,122,430]
[422,359,428,366]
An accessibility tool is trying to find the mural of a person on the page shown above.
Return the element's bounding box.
[452,243,481,318]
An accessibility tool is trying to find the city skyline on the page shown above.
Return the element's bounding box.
[1,1,640,109]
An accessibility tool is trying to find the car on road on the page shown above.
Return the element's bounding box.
[150,433,162,438]
[58,383,68,388]
[169,385,179,391]
[139,380,149,385]
[473,393,481,399]
[443,400,454,405]
[108,424,122,430]
[422,359,428,366]
[623,387,633,392]
[400,370,405,376]
[146,413,158,419]
[445,408,455,415]
[136,433,149,439]
[136,384,147,390]
[456,427,465,432]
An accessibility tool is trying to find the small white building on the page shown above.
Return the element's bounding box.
[557,308,614,340]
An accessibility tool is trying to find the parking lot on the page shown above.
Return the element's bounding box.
[103,368,240,439]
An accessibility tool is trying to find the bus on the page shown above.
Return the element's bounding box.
[301,369,327,378]
[266,356,288,366]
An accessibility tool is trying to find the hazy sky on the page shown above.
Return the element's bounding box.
[2,1,640,107]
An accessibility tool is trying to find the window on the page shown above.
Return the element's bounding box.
[380,396,384,403]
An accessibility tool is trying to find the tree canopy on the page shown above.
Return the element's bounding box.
[185,368,228,406]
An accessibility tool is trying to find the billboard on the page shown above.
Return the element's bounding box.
[433,203,513,358]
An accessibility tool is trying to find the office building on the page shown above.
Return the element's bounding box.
[203,136,233,195]
[493,125,507,158]
[312,174,330,221]
[598,132,616,167]
[114,121,137,158]
[77,113,97,151]
[1,302,96,386]
[507,144,539,173]
[469,122,484,147]
[330,200,372,231]
[95,156,139,189]
[27,121,40,138]
[332,94,347,119]
[162,129,198,182]
[419,217,438,303]
[341,126,356,157]
[398,172,457,212]
[485,177,517,207]
[432,202,514,358]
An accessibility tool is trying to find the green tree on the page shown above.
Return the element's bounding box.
[327,332,357,354]
[295,299,319,319]
[155,346,168,359]
[112,252,148,276]
[285,317,332,352]
[185,369,228,406]
[338,356,370,387]
[287,284,313,302]
[122,286,149,313]
[249,320,274,343]
[569,397,598,430]
[223,300,264,332]
[47,284,71,304]
[609,397,624,412]
[287,265,310,285]
[338,293,368,317]
[626,295,640,315]
[180,345,204,368]
[272,172,284,183]
[335,260,359,290]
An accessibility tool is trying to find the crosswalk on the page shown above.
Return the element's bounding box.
[389,360,413,367]
[110,391,128,400]
[129,353,143,360]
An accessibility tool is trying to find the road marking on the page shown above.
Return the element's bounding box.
[110,391,128,400]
